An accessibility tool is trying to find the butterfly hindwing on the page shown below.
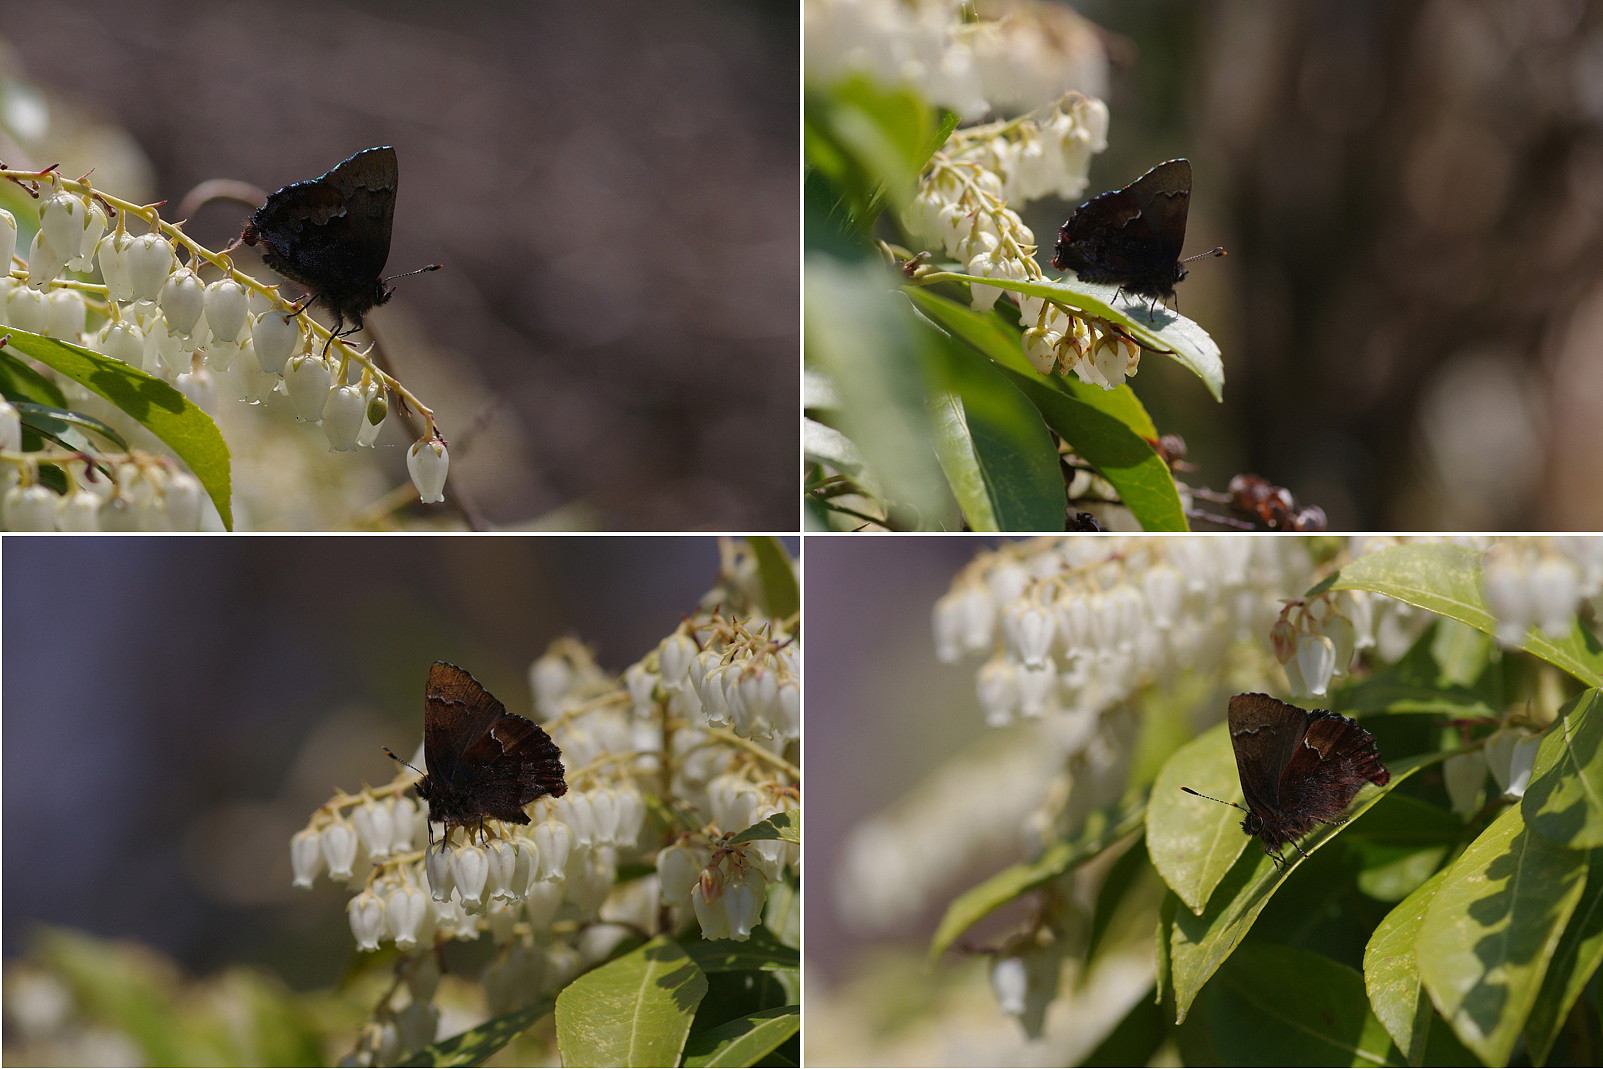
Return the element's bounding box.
[1051,158,1193,301]
[417,661,567,834]
[244,146,398,330]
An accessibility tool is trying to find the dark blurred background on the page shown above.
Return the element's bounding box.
[1029,0,1603,531]
[0,0,797,530]
[0,534,795,988]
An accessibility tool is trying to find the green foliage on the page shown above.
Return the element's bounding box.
[804,75,1224,531]
[930,546,1603,1065]
[2,326,234,528]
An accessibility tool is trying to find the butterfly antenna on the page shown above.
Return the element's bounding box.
[382,746,424,778]
[384,262,443,284]
[1181,246,1227,265]
[1180,785,1248,813]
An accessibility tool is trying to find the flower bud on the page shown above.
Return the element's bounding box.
[407,435,449,503]
[124,232,176,302]
[3,484,57,531]
[284,353,333,421]
[25,231,67,291]
[291,827,324,889]
[203,279,249,342]
[158,268,206,338]
[320,819,359,880]
[0,208,15,270]
[322,384,364,451]
[347,890,387,951]
[252,310,302,373]
[43,290,86,341]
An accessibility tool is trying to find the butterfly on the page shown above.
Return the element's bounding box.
[386,662,567,843]
[1184,693,1390,866]
[1050,158,1224,306]
[241,146,438,355]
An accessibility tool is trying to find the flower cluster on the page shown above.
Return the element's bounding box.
[935,537,1321,726]
[898,93,1153,391]
[805,0,1109,121]
[0,411,204,530]
[1480,537,1603,646]
[292,543,798,1065]
[1,166,445,529]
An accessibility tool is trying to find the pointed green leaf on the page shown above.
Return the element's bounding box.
[555,936,708,1068]
[1365,867,1451,1065]
[1522,689,1603,849]
[1165,755,1430,1022]
[399,1003,552,1067]
[746,537,798,620]
[1523,847,1603,1064]
[729,809,799,846]
[1148,720,1248,914]
[1331,544,1603,687]
[1416,804,1588,1066]
[1,327,233,529]
[681,1005,799,1068]
[929,801,1142,960]
[1205,941,1401,1066]
[929,272,1225,399]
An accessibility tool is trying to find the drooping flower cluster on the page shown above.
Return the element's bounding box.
[1,165,446,529]
[805,0,1109,121]
[897,93,1152,391]
[1480,537,1603,646]
[292,543,798,1065]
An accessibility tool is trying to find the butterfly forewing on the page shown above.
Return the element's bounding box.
[244,146,398,329]
[1051,158,1194,301]
[1226,693,1306,817]
[417,661,567,835]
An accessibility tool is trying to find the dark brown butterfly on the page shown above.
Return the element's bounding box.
[1050,158,1224,306]
[385,662,567,843]
[241,146,438,354]
[1183,693,1390,866]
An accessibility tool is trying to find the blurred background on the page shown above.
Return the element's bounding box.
[0,535,797,989]
[0,0,796,530]
[1013,0,1603,531]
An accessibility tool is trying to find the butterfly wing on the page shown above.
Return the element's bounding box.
[423,661,567,826]
[246,146,396,319]
[1051,158,1191,300]
[1273,711,1390,825]
[1226,692,1307,819]
[454,714,568,822]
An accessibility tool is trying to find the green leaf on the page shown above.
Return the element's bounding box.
[927,369,1063,530]
[1,327,233,529]
[1522,690,1603,850]
[729,809,799,846]
[1523,846,1603,1064]
[1331,544,1603,687]
[399,1003,553,1067]
[803,75,945,228]
[1148,720,1248,914]
[929,800,1143,961]
[1204,941,1402,1066]
[1365,867,1451,1065]
[554,936,708,1068]
[1416,803,1588,1066]
[14,399,129,452]
[681,1005,799,1068]
[681,929,800,974]
[0,347,69,407]
[746,537,798,621]
[1164,754,1432,1022]
[906,286,1183,530]
[903,287,1159,439]
[998,366,1186,530]
[805,259,953,529]
[928,272,1225,400]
